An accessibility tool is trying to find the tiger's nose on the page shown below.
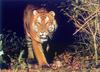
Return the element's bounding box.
[39,32,48,38]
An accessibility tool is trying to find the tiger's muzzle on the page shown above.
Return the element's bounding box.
[39,32,48,43]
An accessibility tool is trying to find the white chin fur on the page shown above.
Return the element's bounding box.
[40,38,48,43]
[40,35,47,38]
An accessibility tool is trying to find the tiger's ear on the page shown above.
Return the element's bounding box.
[33,10,38,15]
[49,11,55,16]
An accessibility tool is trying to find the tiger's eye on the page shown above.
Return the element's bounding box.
[35,22,40,26]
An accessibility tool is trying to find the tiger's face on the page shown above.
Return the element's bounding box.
[29,10,57,43]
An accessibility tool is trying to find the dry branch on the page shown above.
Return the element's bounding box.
[73,8,100,35]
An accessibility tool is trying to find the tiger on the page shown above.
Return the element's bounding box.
[23,5,58,66]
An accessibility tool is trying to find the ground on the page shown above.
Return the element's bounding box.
[0,51,100,72]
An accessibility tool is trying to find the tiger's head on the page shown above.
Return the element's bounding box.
[27,9,57,43]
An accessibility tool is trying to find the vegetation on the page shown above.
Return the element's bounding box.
[58,0,100,71]
[1,0,100,72]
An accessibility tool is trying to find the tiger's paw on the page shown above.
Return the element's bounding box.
[39,63,50,68]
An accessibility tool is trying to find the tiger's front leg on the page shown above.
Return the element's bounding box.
[32,39,48,66]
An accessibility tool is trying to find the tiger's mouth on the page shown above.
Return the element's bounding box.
[39,32,48,43]
[40,36,48,43]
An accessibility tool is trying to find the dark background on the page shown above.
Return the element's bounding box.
[1,0,76,57]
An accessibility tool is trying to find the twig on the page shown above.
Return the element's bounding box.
[73,8,100,35]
